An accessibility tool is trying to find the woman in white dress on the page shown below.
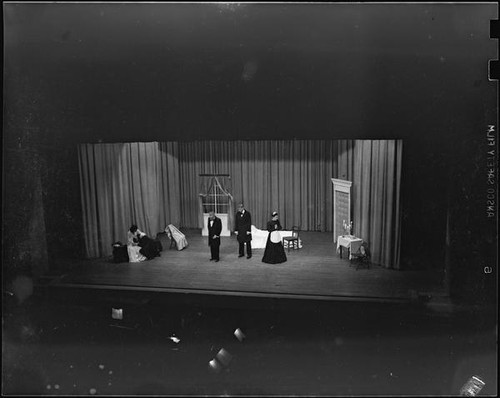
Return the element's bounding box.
[127,225,147,263]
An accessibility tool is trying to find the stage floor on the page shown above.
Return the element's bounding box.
[46,230,445,303]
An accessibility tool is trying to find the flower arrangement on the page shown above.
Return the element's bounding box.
[342,220,353,236]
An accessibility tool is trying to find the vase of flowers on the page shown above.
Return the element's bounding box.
[342,220,353,237]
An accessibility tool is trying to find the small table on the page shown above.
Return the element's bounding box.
[337,235,363,260]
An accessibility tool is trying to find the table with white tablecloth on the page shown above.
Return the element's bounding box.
[336,235,363,259]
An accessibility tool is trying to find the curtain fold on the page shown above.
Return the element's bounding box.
[78,145,100,258]
[352,140,402,268]
[79,139,401,268]
[78,142,180,258]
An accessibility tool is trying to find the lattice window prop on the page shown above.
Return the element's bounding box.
[198,174,234,236]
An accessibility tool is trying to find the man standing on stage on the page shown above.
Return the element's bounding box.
[234,203,252,259]
[208,211,222,262]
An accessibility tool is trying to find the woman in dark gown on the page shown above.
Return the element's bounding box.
[128,224,161,260]
[138,233,161,260]
[262,212,287,264]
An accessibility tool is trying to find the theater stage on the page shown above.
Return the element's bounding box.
[45,230,445,304]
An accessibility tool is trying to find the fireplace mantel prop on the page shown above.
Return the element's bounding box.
[331,178,352,243]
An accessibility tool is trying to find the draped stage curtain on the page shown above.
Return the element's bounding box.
[78,142,180,258]
[179,140,355,232]
[78,139,402,268]
[352,140,403,268]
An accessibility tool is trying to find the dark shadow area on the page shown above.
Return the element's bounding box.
[2,286,497,396]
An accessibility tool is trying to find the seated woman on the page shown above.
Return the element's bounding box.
[262,212,287,264]
[130,224,162,260]
[127,225,147,263]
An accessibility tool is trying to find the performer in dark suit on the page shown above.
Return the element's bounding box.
[208,211,222,262]
[235,203,252,259]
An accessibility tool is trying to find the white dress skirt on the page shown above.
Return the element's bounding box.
[127,230,147,262]
[127,244,147,262]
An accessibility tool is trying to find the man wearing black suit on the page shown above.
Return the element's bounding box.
[208,211,222,262]
[234,203,252,259]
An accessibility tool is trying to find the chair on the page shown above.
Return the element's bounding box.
[165,224,188,250]
[282,226,300,252]
[165,226,177,250]
[349,241,371,270]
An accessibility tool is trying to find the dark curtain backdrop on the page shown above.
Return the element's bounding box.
[78,142,180,258]
[179,140,354,232]
[78,140,401,268]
